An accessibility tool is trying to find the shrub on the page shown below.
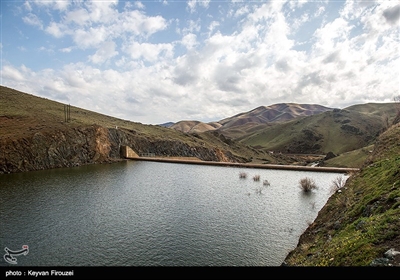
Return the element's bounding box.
[253,174,260,181]
[239,172,247,179]
[330,176,347,194]
[299,177,318,192]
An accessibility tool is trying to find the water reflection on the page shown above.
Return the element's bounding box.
[0,161,348,266]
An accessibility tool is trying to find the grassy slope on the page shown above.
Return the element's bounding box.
[284,123,400,266]
[237,106,396,155]
[1,85,395,170]
[324,144,374,168]
[346,103,398,118]
[0,85,263,162]
[0,85,196,141]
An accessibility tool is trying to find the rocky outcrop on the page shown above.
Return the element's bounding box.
[0,124,245,174]
[324,151,337,160]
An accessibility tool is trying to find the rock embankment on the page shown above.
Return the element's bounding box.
[0,124,244,174]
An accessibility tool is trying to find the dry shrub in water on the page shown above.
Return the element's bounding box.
[239,172,247,179]
[253,174,260,181]
[299,177,318,192]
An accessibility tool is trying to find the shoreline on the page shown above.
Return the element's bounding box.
[127,156,359,173]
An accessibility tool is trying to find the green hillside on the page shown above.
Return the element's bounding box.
[236,105,397,155]
[284,122,400,266]
[324,145,374,168]
[1,85,397,169]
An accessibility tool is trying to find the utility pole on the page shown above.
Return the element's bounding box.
[64,104,71,122]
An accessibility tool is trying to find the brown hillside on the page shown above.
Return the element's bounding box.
[218,103,333,129]
[170,120,222,133]
[0,85,270,173]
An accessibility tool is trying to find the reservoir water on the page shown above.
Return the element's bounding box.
[0,160,348,266]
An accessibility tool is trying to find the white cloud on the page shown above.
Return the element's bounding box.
[64,8,90,26]
[312,18,352,55]
[182,19,201,34]
[38,46,55,54]
[288,0,309,10]
[59,47,73,53]
[291,13,310,31]
[208,21,220,34]
[181,33,198,50]
[123,41,174,62]
[314,6,325,18]
[134,1,145,10]
[72,26,109,49]
[186,0,211,13]
[23,1,32,12]
[45,22,65,38]
[84,0,118,24]
[42,3,168,52]
[118,10,168,37]
[22,13,43,29]
[3,1,399,124]
[89,41,119,64]
[3,65,25,81]
[233,5,250,18]
[187,0,197,13]
[200,0,211,9]
[32,0,70,11]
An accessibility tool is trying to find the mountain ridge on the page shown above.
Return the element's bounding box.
[169,103,334,133]
[0,85,269,173]
[1,85,397,170]
[168,101,397,157]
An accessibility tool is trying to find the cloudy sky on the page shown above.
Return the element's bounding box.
[1,1,399,124]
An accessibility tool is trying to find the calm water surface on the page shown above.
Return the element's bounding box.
[0,160,347,266]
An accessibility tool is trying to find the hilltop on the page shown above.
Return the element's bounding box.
[170,120,222,133]
[2,85,398,173]
[237,107,394,155]
[0,85,272,174]
[169,103,333,134]
[168,102,396,157]
[218,103,332,128]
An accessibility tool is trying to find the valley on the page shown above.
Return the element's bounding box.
[1,85,399,267]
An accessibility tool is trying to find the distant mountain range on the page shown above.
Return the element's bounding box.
[3,83,397,160]
[166,103,333,133]
[164,102,398,155]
